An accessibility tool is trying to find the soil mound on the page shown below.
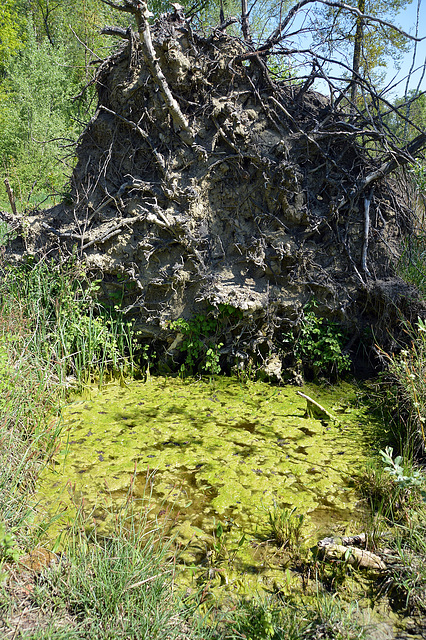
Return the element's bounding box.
[3,12,422,374]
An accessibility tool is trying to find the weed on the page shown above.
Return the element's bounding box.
[268,504,304,551]
[205,521,245,568]
[168,304,241,375]
[282,302,351,380]
[380,447,425,494]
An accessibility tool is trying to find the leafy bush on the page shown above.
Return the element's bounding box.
[0,24,81,208]
[282,305,351,380]
[168,304,241,375]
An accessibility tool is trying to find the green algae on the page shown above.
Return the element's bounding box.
[38,377,372,544]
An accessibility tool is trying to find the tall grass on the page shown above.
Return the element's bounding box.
[376,320,426,452]
[0,256,137,385]
[0,250,138,559]
[24,507,207,640]
[0,294,62,560]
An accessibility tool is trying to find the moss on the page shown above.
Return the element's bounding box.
[38,377,373,546]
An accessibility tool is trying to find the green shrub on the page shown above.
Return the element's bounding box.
[168,304,241,376]
[282,305,351,380]
[0,24,81,209]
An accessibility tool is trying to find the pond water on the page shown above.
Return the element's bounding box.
[38,376,373,552]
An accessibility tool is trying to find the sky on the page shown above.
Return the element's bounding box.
[272,0,426,99]
[384,0,426,96]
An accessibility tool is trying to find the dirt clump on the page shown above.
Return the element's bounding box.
[3,13,423,374]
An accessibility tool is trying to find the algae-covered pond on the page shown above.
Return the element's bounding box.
[39,376,374,554]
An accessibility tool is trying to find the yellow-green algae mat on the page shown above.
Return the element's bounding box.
[38,376,373,590]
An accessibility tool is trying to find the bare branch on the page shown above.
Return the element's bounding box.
[263,0,424,51]
[101,0,194,145]
[101,26,133,39]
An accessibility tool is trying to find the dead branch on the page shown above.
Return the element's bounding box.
[297,391,339,422]
[4,179,17,217]
[102,0,194,145]
[361,192,372,276]
[264,0,423,51]
[101,26,134,39]
[361,132,426,191]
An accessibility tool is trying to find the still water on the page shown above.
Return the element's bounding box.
[39,376,372,547]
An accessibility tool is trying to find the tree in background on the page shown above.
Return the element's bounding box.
[0,0,425,211]
[0,1,24,76]
[316,0,410,91]
[0,0,128,208]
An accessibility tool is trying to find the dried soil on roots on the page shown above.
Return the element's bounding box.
[5,14,424,372]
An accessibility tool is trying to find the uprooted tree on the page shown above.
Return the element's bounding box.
[3,0,426,377]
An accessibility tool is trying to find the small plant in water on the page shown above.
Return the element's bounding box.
[268,503,304,551]
[206,521,245,567]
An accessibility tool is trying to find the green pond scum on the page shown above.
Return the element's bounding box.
[37,376,374,592]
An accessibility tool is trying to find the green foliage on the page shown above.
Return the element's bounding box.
[0,0,130,210]
[318,0,409,86]
[168,304,241,375]
[359,446,425,524]
[283,304,351,380]
[380,446,425,493]
[360,451,426,613]
[204,521,246,569]
[1,258,135,382]
[0,1,24,74]
[227,594,365,640]
[0,26,82,207]
[387,94,426,143]
[268,503,304,551]
[409,161,426,192]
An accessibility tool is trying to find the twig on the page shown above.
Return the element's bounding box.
[361,192,372,276]
[124,572,166,592]
[4,178,17,216]
[297,391,338,423]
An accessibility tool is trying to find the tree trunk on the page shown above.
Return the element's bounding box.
[350,0,365,114]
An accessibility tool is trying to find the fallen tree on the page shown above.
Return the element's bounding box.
[3,0,426,377]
